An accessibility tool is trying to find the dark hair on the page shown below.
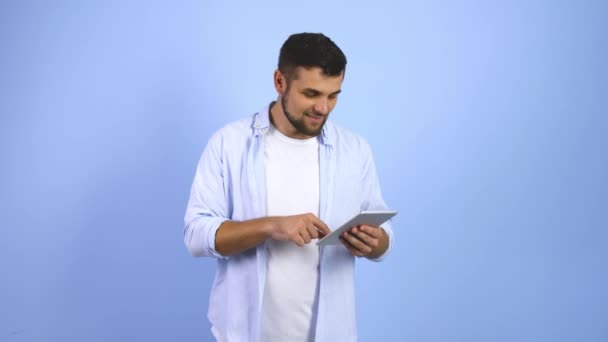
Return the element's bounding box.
[278,32,347,81]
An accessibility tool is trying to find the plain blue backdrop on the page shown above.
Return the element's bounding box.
[1,1,607,341]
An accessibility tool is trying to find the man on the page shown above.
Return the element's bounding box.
[184,33,394,342]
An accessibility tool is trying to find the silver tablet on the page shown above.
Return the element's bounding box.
[316,210,397,246]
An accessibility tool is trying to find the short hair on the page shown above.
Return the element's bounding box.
[278,32,347,81]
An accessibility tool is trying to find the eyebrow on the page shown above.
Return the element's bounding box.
[303,88,342,96]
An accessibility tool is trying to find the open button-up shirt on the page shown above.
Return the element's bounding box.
[184,103,394,342]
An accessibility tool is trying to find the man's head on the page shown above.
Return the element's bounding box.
[271,33,347,139]
[278,32,347,83]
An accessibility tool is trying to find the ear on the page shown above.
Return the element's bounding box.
[274,70,286,95]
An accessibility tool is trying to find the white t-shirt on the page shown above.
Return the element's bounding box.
[260,123,321,342]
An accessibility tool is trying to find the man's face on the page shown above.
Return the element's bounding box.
[279,67,343,138]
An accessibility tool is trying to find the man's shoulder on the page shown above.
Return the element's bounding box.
[214,115,254,137]
[325,121,372,153]
[207,114,256,146]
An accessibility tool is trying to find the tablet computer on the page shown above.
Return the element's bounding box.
[316,210,397,246]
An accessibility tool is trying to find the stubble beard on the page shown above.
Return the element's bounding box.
[280,88,327,137]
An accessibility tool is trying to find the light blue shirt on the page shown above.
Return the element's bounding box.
[184,103,394,342]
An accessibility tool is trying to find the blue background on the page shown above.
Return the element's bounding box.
[1,1,607,341]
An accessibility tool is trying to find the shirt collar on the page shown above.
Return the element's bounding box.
[252,101,335,147]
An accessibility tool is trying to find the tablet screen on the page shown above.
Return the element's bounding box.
[316,210,397,246]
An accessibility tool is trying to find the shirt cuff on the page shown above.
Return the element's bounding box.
[207,217,230,258]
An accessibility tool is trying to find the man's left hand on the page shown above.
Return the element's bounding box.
[340,224,388,259]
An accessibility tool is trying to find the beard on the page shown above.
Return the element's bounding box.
[280,89,327,137]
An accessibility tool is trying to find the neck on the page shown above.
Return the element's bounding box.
[269,99,304,139]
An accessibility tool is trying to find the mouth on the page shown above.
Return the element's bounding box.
[305,113,324,123]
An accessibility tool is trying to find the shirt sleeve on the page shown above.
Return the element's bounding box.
[183,132,230,258]
[360,140,394,262]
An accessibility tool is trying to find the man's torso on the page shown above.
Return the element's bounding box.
[261,124,320,342]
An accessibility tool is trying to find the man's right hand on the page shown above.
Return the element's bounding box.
[216,213,331,256]
[269,213,330,246]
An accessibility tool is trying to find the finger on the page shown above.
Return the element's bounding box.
[340,237,364,257]
[342,231,372,254]
[300,228,312,244]
[312,216,330,236]
[306,224,319,239]
[351,229,379,248]
[293,235,305,247]
[359,225,382,238]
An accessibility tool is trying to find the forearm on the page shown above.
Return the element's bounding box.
[215,217,277,256]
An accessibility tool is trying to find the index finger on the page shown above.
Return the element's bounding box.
[312,216,330,236]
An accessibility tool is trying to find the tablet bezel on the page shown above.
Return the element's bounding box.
[316,210,397,247]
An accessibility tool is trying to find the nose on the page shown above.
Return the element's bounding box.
[314,100,329,115]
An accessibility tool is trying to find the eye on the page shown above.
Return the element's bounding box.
[328,91,341,100]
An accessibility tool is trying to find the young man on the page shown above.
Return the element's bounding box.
[184,32,394,342]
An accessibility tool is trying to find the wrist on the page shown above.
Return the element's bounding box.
[262,217,279,238]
